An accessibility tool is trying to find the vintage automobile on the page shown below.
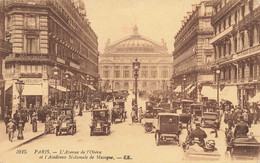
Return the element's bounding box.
[155,113,182,146]
[56,107,76,136]
[113,100,127,122]
[225,128,260,160]
[190,103,205,122]
[90,109,111,136]
[201,106,220,128]
[143,107,163,132]
[180,99,194,113]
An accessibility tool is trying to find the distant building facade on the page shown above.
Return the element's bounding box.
[211,0,260,106]
[172,0,214,102]
[99,26,172,92]
[3,0,99,111]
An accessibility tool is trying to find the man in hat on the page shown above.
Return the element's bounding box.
[186,122,207,147]
[7,119,15,142]
[234,115,249,138]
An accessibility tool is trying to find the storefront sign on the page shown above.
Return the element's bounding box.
[70,61,80,69]
[23,79,42,85]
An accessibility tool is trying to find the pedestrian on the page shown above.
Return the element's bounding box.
[17,120,24,140]
[131,110,136,124]
[138,107,143,123]
[32,116,37,132]
[4,113,11,134]
[242,110,248,125]
[7,119,15,142]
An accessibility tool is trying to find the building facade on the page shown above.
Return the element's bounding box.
[172,0,214,102]
[99,26,172,92]
[0,0,12,118]
[3,0,99,112]
[211,0,260,106]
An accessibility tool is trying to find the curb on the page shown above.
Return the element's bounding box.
[1,130,50,154]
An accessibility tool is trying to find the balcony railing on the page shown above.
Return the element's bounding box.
[238,6,260,30]
[5,53,51,62]
[0,39,12,53]
[20,73,42,78]
[211,0,241,24]
[5,0,47,6]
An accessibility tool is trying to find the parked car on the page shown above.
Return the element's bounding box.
[56,107,76,136]
[155,113,182,146]
[90,109,111,136]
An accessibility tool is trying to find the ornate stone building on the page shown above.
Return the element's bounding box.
[172,0,214,102]
[0,0,12,118]
[99,26,172,92]
[3,0,99,111]
[211,0,260,106]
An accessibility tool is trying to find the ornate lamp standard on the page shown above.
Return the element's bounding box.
[15,78,25,116]
[216,68,221,106]
[170,77,174,102]
[52,65,59,106]
[64,72,71,105]
[183,75,186,99]
[86,75,90,101]
[132,58,140,106]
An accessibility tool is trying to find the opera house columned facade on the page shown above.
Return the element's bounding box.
[99,26,173,92]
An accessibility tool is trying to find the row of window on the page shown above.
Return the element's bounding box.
[215,26,259,58]
[217,61,260,81]
[103,70,168,78]
[214,0,255,36]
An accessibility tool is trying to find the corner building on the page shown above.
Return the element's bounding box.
[3,0,99,112]
[99,26,172,92]
[172,0,214,102]
[210,0,260,106]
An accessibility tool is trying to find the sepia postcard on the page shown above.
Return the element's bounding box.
[1,0,260,163]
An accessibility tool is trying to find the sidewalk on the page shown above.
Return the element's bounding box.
[0,120,46,154]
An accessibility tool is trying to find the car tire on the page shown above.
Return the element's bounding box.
[155,132,160,146]
[145,124,153,132]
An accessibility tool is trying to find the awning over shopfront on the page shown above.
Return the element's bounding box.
[248,92,260,103]
[49,85,69,92]
[173,86,182,92]
[201,86,217,100]
[185,84,192,91]
[23,85,43,95]
[220,86,238,105]
[83,84,96,91]
[187,86,196,94]
[5,83,12,91]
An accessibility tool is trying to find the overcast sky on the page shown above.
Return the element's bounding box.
[84,0,201,53]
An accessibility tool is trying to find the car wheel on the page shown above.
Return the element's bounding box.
[155,132,160,146]
[145,124,153,132]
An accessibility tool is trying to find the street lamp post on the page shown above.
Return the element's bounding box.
[216,69,221,106]
[64,72,71,105]
[52,65,59,106]
[133,58,140,107]
[15,78,25,117]
[183,75,186,99]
